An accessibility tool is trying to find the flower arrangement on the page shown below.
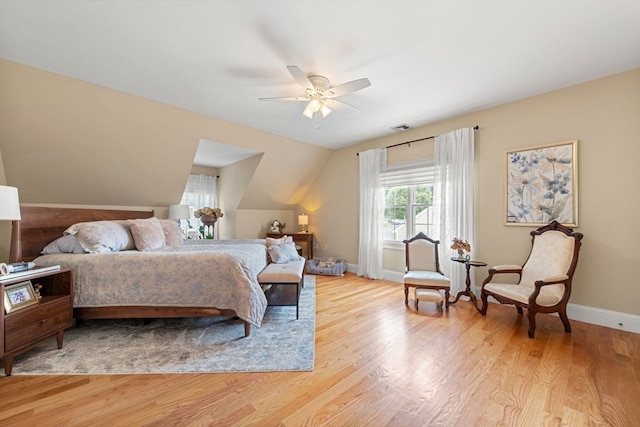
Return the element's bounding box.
[451,238,471,258]
[193,207,223,218]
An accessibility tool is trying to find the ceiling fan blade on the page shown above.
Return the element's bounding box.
[324,98,361,112]
[287,65,314,92]
[258,96,309,102]
[325,78,371,98]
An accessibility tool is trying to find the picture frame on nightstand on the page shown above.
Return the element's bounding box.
[3,280,39,313]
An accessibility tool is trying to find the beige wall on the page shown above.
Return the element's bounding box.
[1,57,638,317]
[301,69,640,316]
[235,210,295,239]
[0,150,9,261]
[0,59,331,209]
[218,154,262,239]
[0,60,332,254]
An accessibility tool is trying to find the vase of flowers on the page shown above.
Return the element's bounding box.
[194,207,223,223]
[451,238,471,259]
[199,214,218,226]
[194,207,223,238]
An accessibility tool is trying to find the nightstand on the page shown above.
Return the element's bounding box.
[1,268,73,376]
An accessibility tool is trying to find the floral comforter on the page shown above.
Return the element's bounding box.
[34,240,269,327]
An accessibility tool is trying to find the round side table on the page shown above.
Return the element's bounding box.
[448,257,487,312]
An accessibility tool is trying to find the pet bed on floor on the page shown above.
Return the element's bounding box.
[306,257,347,276]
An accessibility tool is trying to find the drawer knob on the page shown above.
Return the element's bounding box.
[40,319,48,325]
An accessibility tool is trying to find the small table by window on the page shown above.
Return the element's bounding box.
[448,257,487,312]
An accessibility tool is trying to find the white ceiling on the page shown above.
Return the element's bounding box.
[1,0,639,153]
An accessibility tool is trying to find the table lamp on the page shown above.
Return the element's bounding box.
[298,213,309,233]
[0,185,21,222]
[0,185,21,263]
[168,204,191,237]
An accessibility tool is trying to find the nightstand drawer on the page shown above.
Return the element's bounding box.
[4,297,72,351]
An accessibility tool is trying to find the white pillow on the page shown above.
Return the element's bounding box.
[158,219,183,246]
[41,235,88,254]
[268,242,302,264]
[266,235,293,247]
[128,217,167,251]
[64,221,135,253]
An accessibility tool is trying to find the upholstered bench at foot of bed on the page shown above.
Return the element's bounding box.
[257,259,305,319]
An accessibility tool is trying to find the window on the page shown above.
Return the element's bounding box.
[383,160,438,244]
[180,173,219,237]
[180,174,218,216]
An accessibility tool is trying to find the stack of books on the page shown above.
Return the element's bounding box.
[0,265,61,283]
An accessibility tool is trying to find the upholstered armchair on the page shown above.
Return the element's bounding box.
[403,232,451,311]
[480,221,583,338]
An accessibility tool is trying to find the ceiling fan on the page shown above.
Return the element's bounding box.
[259,65,371,121]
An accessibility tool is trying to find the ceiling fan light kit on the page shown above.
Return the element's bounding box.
[260,65,371,127]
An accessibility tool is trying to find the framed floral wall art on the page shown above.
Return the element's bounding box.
[504,140,578,226]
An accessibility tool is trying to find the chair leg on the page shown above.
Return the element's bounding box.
[415,297,419,311]
[444,290,450,309]
[480,291,488,315]
[516,306,523,315]
[527,309,537,339]
[404,286,409,305]
[559,309,572,333]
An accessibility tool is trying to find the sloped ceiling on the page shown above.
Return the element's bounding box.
[0,60,330,208]
[1,1,638,211]
[1,1,638,150]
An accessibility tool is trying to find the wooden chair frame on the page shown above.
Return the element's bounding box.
[403,232,450,309]
[480,221,583,338]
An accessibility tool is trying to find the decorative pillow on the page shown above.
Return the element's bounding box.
[64,221,136,253]
[266,235,293,247]
[128,217,167,251]
[41,235,88,254]
[268,241,302,264]
[159,219,184,247]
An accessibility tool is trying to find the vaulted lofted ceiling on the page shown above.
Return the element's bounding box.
[1,0,638,151]
[0,60,332,210]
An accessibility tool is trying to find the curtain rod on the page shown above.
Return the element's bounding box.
[357,125,479,156]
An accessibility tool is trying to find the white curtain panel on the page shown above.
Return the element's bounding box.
[435,128,475,294]
[181,174,219,238]
[357,148,387,279]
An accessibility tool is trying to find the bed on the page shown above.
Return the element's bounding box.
[9,206,269,337]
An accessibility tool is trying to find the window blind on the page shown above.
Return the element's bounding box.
[382,159,436,186]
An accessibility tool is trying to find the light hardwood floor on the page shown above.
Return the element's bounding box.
[1,273,639,426]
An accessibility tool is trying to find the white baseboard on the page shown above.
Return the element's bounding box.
[383,269,404,283]
[345,267,640,334]
[566,303,640,334]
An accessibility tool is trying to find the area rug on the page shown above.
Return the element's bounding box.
[6,276,315,375]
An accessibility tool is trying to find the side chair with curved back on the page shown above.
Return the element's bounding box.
[480,221,583,338]
[403,232,451,311]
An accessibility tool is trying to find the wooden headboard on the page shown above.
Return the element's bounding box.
[10,206,154,263]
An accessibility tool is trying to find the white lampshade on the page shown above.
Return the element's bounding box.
[302,106,314,119]
[303,99,332,120]
[308,98,321,113]
[298,213,309,232]
[0,185,21,220]
[168,204,190,220]
[320,104,332,118]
